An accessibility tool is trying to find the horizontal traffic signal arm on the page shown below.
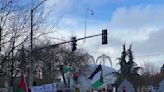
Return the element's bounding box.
[33,30,108,51]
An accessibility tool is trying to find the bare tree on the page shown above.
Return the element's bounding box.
[0,0,58,88]
[140,61,158,76]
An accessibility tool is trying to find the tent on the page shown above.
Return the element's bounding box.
[118,80,134,92]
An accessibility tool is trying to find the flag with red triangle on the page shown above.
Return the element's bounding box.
[16,75,31,92]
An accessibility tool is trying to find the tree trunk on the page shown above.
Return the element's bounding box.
[60,65,67,87]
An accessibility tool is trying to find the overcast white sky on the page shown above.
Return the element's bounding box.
[43,0,164,70]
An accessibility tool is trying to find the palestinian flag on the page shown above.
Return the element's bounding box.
[91,70,103,89]
[88,64,102,80]
[16,75,31,92]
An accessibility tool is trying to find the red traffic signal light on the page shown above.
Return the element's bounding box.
[73,73,79,77]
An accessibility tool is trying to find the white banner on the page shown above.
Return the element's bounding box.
[0,88,12,92]
[31,83,57,92]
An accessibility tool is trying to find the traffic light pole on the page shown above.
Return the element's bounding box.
[29,0,47,87]
[33,33,104,51]
[29,8,33,87]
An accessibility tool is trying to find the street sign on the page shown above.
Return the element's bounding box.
[64,67,72,71]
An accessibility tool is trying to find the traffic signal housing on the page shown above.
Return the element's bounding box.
[102,29,107,44]
[71,36,77,51]
[73,73,79,84]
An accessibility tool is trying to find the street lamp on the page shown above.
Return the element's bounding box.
[29,0,47,87]
[84,8,94,43]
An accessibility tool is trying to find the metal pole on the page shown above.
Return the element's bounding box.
[29,0,47,87]
[0,8,2,53]
[84,8,93,43]
[33,33,103,52]
[84,8,88,42]
[29,9,33,87]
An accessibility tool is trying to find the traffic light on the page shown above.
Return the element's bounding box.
[102,29,107,44]
[72,36,77,51]
[73,73,79,84]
